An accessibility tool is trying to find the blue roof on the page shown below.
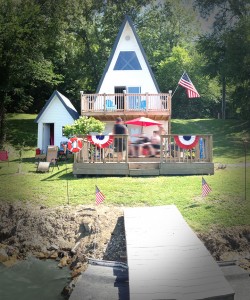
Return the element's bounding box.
[34,90,79,123]
[96,15,160,93]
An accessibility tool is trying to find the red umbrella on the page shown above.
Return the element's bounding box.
[125,117,162,132]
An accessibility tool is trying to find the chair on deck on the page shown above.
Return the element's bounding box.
[36,145,59,172]
[106,99,117,110]
[140,100,146,110]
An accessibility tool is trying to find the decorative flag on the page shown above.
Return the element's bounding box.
[202,177,212,197]
[96,185,105,205]
[87,135,114,148]
[178,72,200,98]
[174,135,199,149]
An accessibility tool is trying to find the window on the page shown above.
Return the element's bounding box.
[114,51,142,70]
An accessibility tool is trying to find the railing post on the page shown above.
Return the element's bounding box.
[146,92,148,111]
[80,91,84,112]
[123,90,127,111]
[103,93,106,111]
[208,134,213,162]
[125,135,128,163]
[168,91,172,135]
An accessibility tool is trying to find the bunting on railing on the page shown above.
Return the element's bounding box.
[87,135,114,148]
[174,135,199,149]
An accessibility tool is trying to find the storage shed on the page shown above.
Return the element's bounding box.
[35,90,79,153]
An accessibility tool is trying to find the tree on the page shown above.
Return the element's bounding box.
[156,46,221,118]
[63,116,105,138]
[0,0,63,147]
[194,0,250,119]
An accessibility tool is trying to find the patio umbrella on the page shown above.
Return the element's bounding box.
[125,117,162,133]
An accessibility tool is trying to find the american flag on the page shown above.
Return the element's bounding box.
[96,185,105,205]
[178,72,200,98]
[202,177,212,197]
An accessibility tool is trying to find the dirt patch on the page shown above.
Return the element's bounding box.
[198,226,250,271]
[0,202,249,296]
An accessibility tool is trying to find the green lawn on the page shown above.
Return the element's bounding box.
[1,114,249,232]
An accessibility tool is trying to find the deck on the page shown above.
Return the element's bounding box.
[72,134,214,176]
[80,92,171,121]
[124,205,235,300]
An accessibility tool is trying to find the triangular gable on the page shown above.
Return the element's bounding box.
[34,90,79,123]
[96,15,160,93]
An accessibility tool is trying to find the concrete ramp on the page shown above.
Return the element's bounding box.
[69,260,129,300]
[124,205,235,300]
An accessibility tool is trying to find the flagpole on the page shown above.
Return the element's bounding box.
[65,161,69,205]
[171,84,179,98]
[171,71,186,98]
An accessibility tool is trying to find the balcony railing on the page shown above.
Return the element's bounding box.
[74,134,213,164]
[81,93,171,114]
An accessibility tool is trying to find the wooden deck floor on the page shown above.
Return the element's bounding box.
[124,205,234,300]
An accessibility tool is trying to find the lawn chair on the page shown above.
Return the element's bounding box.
[106,99,117,110]
[140,100,146,110]
[36,145,59,172]
[46,145,59,170]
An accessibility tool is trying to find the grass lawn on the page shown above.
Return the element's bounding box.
[1,114,249,232]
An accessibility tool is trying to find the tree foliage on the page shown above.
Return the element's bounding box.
[195,0,250,119]
[0,0,248,147]
[63,116,105,138]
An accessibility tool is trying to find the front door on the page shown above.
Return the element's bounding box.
[114,86,126,109]
[127,86,141,109]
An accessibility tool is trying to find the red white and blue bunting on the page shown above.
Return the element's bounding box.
[87,135,114,148]
[174,135,199,149]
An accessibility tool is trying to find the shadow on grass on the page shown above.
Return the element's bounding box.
[6,118,37,147]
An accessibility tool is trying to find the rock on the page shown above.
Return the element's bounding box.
[2,255,18,267]
[71,241,81,254]
[83,222,92,232]
[0,248,8,262]
[49,251,58,259]
[48,244,59,251]
[58,256,68,268]
[33,252,47,259]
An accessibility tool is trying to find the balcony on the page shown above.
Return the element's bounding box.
[80,93,172,121]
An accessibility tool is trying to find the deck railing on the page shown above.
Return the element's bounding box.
[74,134,213,164]
[160,134,213,163]
[81,93,171,113]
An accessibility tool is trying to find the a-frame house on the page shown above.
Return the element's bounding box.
[74,16,214,176]
[81,15,171,136]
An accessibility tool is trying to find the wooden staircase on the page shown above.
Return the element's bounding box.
[128,162,160,176]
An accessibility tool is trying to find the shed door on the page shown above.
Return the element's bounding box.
[43,123,54,152]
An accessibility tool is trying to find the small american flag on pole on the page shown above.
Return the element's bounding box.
[178,72,200,98]
[202,177,212,197]
[96,185,105,205]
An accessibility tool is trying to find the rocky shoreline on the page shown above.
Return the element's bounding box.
[0,202,249,298]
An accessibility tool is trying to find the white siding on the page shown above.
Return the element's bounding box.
[37,95,75,151]
[99,22,158,94]
[37,123,43,150]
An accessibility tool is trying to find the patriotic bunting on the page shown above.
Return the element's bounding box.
[87,135,114,148]
[174,135,199,149]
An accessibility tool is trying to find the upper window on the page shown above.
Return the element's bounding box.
[114,51,142,70]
